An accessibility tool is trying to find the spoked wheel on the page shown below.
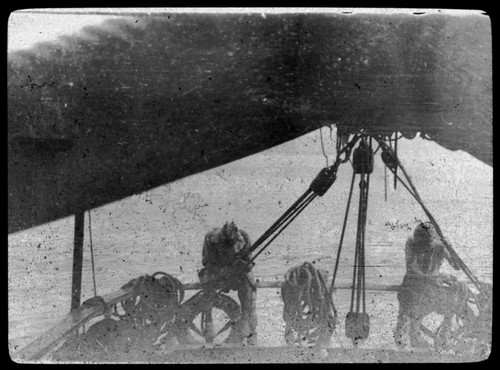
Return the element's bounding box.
[419,301,482,353]
[176,290,241,344]
[417,312,465,350]
[397,276,491,353]
[433,314,472,351]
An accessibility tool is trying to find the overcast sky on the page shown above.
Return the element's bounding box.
[8,8,480,52]
[8,11,121,52]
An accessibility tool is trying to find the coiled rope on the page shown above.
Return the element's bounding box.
[281,262,337,346]
[111,272,185,341]
[52,272,185,361]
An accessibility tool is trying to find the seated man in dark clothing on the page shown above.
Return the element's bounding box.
[198,221,258,345]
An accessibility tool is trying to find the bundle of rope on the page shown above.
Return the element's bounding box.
[115,272,184,337]
[52,272,185,361]
[281,262,337,346]
[429,279,493,354]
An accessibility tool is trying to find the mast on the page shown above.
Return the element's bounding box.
[70,211,85,311]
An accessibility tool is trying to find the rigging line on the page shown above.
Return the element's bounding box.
[319,126,329,168]
[350,175,363,313]
[378,149,419,200]
[384,164,388,202]
[384,133,405,141]
[385,166,416,199]
[248,192,317,265]
[377,141,417,199]
[349,233,359,313]
[249,192,317,264]
[362,171,371,313]
[246,189,313,256]
[394,132,398,190]
[330,168,356,291]
[355,174,368,314]
[88,210,97,297]
[247,134,359,262]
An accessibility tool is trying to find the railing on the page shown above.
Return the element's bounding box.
[183,280,403,293]
[15,287,135,362]
[14,278,406,362]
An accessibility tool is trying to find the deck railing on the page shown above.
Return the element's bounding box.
[15,279,405,362]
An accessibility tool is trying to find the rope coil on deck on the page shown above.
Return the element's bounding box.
[50,272,186,361]
[281,262,337,346]
[115,272,184,334]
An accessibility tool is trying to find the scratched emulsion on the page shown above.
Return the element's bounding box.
[8,130,493,360]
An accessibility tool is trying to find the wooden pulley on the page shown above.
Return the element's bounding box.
[352,143,374,174]
[381,148,397,170]
[309,166,338,196]
[345,311,370,341]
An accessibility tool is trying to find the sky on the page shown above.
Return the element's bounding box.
[8,11,121,52]
[8,8,483,52]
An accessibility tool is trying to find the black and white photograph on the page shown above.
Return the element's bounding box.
[8,8,492,363]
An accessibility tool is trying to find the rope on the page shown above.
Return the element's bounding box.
[242,134,361,269]
[345,138,372,318]
[249,192,317,265]
[60,272,185,360]
[247,190,313,256]
[362,171,370,313]
[342,142,372,343]
[384,164,388,202]
[88,210,97,297]
[330,169,356,291]
[394,133,398,190]
[116,273,185,335]
[384,165,417,199]
[353,174,367,313]
[282,262,337,345]
[350,219,360,312]
[319,126,329,168]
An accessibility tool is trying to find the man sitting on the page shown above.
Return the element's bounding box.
[395,221,459,348]
[404,222,454,284]
[198,221,258,345]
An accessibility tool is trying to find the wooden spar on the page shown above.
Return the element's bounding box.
[15,287,135,362]
[70,212,85,311]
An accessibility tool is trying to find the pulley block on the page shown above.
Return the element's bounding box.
[353,146,374,174]
[309,166,338,196]
[345,311,370,341]
[381,148,398,170]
